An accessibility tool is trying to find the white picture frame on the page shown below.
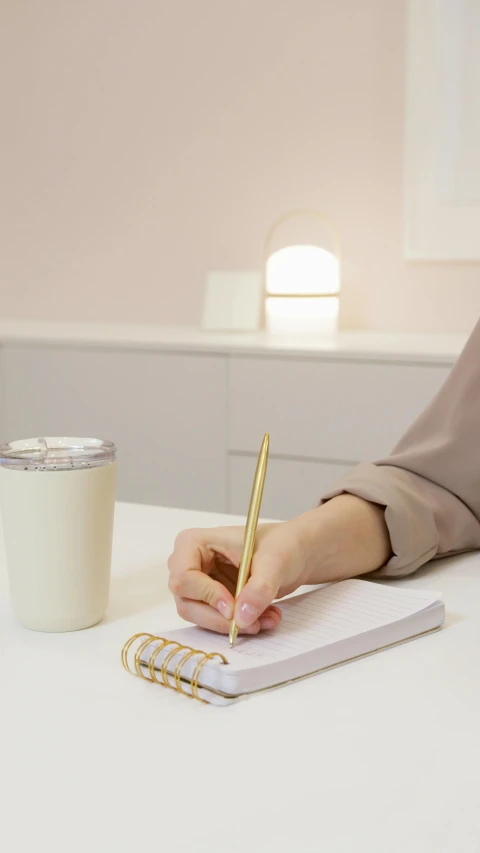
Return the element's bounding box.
[202,271,262,332]
[404,0,480,259]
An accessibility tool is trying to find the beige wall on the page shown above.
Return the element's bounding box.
[1,0,479,334]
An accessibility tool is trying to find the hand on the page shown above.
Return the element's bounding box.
[168,521,309,635]
[167,495,391,635]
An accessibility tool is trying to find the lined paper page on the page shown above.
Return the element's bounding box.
[225,580,439,666]
[155,579,441,671]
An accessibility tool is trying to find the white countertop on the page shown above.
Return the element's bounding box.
[0,319,468,363]
[2,502,479,853]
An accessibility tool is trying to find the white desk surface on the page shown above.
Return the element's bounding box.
[2,502,480,853]
[0,319,468,363]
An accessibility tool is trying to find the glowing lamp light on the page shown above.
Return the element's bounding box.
[263,212,341,336]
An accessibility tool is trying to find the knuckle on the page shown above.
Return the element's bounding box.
[202,584,217,608]
[255,579,277,601]
[173,530,189,549]
[168,574,183,596]
[174,527,199,549]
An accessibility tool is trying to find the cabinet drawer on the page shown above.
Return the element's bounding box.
[3,345,227,512]
[229,357,450,461]
[228,454,353,520]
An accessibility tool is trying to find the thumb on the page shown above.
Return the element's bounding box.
[234,568,280,628]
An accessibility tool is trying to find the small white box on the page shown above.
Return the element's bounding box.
[202,271,262,331]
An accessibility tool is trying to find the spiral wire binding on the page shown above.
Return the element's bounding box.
[122,633,228,703]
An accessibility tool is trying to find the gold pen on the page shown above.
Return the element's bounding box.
[229,433,270,648]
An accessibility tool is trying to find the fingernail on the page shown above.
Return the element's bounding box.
[217,600,232,619]
[260,617,275,631]
[235,602,260,628]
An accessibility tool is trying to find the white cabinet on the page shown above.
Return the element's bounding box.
[0,325,461,520]
[229,357,451,461]
[228,454,353,520]
[2,345,227,512]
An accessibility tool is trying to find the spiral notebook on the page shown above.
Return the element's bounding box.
[122,579,444,705]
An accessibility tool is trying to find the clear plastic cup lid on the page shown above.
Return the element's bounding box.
[0,437,117,471]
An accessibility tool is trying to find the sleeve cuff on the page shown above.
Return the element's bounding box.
[320,463,439,577]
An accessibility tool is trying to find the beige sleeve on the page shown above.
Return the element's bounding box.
[321,320,480,577]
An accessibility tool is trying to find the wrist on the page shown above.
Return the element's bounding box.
[291,494,392,584]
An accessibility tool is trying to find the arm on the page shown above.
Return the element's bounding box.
[168,320,480,634]
[322,319,480,576]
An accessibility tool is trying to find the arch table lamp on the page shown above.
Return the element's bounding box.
[263,209,341,335]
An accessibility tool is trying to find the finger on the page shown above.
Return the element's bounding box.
[168,529,213,576]
[259,606,283,631]
[169,569,235,620]
[174,597,261,635]
[175,597,280,634]
[169,526,244,576]
[234,564,282,628]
